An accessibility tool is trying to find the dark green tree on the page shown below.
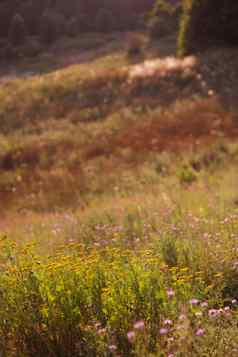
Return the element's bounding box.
[178,0,238,56]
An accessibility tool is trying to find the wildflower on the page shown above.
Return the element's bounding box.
[163,319,173,326]
[178,314,186,321]
[159,328,169,335]
[224,306,230,312]
[201,302,208,308]
[109,345,117,352]
[196,328,205,337]
[208,309,220,318]
[167,288,175,298]
[134,320,145,331]
[127,331,136,343]
[232,299,237,305]
[189,298,199,306]
[195,311,203,318]
[168,337,175,343]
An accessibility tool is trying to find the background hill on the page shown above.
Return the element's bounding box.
[0,0,154,38]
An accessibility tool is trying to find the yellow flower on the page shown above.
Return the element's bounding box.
[214,273,223,278]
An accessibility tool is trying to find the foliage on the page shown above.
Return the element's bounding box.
[1,189,238,355]
[126,34,146,57]
[66,17,79,37]
[178,165,197,184]
[40,9,66,44]
[95,8,114,33]
[8,13,27,47]
[147,0,181,38]
[0,0,155,45]
[178,0,238,56]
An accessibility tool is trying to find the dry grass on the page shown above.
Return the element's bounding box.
[0,39,238,214]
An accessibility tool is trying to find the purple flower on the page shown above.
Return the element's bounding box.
[163,319,173,326]
[127,331,136,343]
[190,299,199,305]
[134,320,145,330]
[208,309,220,318]
[109,345,117,352]
[160,328,169,335]
[179,314,186,321]
[167,288,175,298]
[196,328,205,337]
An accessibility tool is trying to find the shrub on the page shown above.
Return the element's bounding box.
[19,37,43,58]
[78,13,90,32]
[8,14,27,47]
[95,8,113,33]
[178,0,238,56]
[126,34,146,57]
[148,0,181,38]
[1,42,18,61]
[147,16,176,39]
[0,39,8,60]
[178,165,197,184]
[66,17,78,37]
[40,9,66,44]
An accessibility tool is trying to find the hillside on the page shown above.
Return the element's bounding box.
[1,25,238,356]
[0,32,238,213]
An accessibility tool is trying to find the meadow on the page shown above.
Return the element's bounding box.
[0,31,238,356]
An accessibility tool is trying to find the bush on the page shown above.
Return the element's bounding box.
[95,8,113,33]
[8,14,27,47]
[178,165,198,184]
[126,34,146,57]
[78,14,91,32]
[19,37,43,58]
[148,0,181,39]
[1,42,18,61]
[178,0,238,56]
[66,17,79,37]
[40,9,66,44]
[148,17,164,38]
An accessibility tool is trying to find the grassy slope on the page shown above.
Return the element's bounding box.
[1,35,238,356]
[0,43,238,213]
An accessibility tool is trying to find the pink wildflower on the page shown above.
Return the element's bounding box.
[196,328,205,337]
[160,328,169,335]
[163,319,173,326]
[127,331,136,343]
[208,309,220,318]
[190,299,199,305]
[133,320,145,331]
[167,288,175,298]
[109,345,117,352]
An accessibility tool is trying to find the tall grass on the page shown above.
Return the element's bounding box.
[1,158,238,355]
